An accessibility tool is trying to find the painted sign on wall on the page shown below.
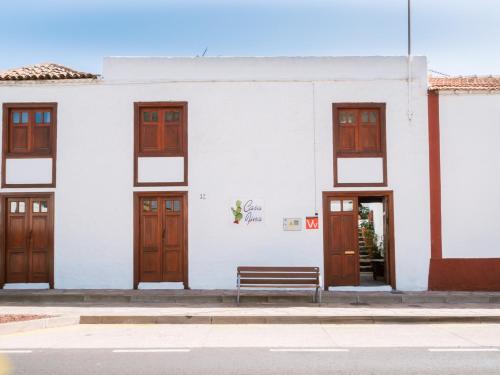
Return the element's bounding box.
[305,216,319,230]
[231,199,264,225]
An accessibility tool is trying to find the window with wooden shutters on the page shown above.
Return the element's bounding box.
[137,104,185,156]
[5,106,55,157]
[332,103,387,187]
[335,106,383,156]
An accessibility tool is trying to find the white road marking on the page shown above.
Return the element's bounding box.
[270,348,349,352]
[112,349,191,353]
[428,348,499,352]
[0,350,32,354]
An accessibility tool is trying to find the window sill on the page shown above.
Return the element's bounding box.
[5,153,53,159]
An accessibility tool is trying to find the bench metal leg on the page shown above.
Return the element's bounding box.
[236,275,241,305]
[314,287,322,304]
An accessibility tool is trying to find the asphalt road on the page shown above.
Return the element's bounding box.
[1,323,500,374]
[2,347,500,374]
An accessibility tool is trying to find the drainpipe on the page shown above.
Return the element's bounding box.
[311,82,318,216]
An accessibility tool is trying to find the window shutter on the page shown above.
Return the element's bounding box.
[337,110,357,153]
[9,110,30,153]
[32,110,52,154]
[140,110,162,153]
[358,110,380,153]
[163,109,182,154]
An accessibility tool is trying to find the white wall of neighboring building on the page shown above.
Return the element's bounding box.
[439,92,500,259]
[0,56,430,290]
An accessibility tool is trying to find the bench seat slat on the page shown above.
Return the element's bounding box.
[239,285,319,288]
[238,266,319,272]
[239,272,319,278]
[240,278,318,285]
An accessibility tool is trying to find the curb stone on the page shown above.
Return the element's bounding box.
[0,315,80,335]
[79,315,500,325]
[2,314,500,331]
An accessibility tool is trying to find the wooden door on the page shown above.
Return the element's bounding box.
[28,199,51,282]
[162,199,183,281]
[139,198,162,281]
[138,195,185,283]
[324,197,359,287]
[5,197,51,283]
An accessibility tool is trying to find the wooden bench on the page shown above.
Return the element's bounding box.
[236,266,321,304]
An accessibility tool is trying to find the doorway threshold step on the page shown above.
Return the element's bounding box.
[329,285,393,292]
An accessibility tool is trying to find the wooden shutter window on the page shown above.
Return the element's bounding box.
[358,110,380,153]
[32,110,52,153]
[140,110,162,153]
[337,110,357,153]
[138,106,184,156]
[164,110,182,154]
[7,108,53,156]
[336,107,382,155]
[9,110,30,153]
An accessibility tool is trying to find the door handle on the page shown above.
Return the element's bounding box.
[162,228,166,239]
[344,250,355,255]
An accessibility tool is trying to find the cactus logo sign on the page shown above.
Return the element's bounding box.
[231,199,264,225]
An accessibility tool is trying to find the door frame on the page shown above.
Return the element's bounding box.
[0,192,55,288]
[322,190,395,290]
[133,191,189,289]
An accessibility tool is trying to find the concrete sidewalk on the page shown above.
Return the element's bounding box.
[2,290,500,329]
[2,302,500,326]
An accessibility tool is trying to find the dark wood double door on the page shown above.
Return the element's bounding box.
[3,195,53,286]
[135,192,187,287]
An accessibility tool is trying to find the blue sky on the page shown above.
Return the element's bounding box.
[1,0,499,76]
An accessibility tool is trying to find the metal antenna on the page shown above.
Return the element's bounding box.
[407,0,411,56]
[407,0,413,122]
[429,69,450,77]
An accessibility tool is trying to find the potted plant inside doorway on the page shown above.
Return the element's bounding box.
[371,237,385,281]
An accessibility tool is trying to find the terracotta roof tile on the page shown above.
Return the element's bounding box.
[429,75,500,91]
[0,63,97,81]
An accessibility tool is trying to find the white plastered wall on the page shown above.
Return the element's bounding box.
[439,92,500,258]
[5,158,52,184]
[138,157,184,183]
[337,158,384,184]
[0,56,430,290]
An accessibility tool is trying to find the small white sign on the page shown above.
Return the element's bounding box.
[231,198,264,225]
[283,218,302,231]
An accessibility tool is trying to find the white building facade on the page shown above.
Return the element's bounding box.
[2,56,495,292]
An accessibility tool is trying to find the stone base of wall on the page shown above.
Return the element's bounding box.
[429,258,500,291]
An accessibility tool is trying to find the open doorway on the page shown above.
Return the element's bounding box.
[322,191,395,290]
[358,197,387,286]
